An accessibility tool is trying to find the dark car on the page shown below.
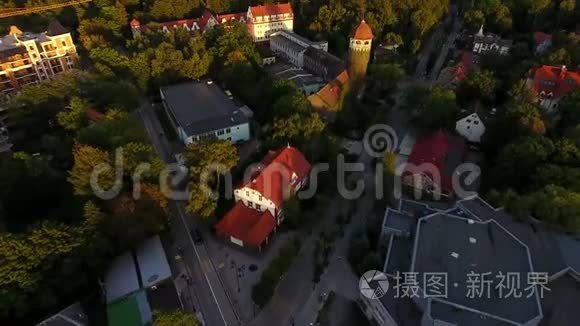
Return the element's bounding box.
[191,228,203,244]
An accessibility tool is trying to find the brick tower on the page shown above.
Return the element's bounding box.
[348,19,373,88]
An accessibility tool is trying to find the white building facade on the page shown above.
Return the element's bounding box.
[246,4,294,42]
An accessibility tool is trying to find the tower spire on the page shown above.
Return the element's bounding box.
[477,24,484,37]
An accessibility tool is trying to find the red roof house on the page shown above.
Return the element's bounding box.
[308,70,350,113]
[248,3,293,21]
[131,10,219,35]
[216,12,247,24]
[216,146,311,249]
[402,131,466,198]
[526,65,580,111]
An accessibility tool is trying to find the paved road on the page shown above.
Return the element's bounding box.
[413,10,454,80]
[137,104,239,326]
[427,18,462,86]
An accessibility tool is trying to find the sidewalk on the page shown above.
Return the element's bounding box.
[203,229,297,323]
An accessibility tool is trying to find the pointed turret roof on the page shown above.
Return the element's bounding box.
[46,19,68,36]
[351,19,373,40]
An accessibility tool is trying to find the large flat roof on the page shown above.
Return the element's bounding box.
[105,251,140,304]
[540,273,580,326]
[135,235,172,288]
[161,81,248,136]
[412,213,540,324]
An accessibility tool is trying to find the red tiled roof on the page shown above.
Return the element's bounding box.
[140,10,216,33]
[215,202,276,247]
[404,131,466,193]
[528,65,580,99]
[249,3,293,19]
[246,146,311,207]
[351,19,373,40]
[216,12,247,24]
[244,212,276,247]
[534,31,552,45]
[130,18,140,27]
[311,70,349,110]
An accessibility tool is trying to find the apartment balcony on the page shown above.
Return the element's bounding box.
[17,76,39,86]
[14,69,37,79]
[41,48,77,59]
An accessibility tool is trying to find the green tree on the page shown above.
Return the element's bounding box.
[547,48,571,66]
[183,140,238,218]
[57,97,88,131]
[183,139,239,180]
[207,21,260,69]
[490,135,554,190]
[270,113,325,147]
[560,91,580,130]
[150,0,200,20]
[506,103,546,135]
[464,9,485,32]
[459,70,498,103]
[412,87,460,133]
[367,63,405,95]
[68,144,116,196]
[508,79,537,105]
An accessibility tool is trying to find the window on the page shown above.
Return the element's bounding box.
[61,40,66,47]
[226,128,231,133]
[29,46,34,50]
[246,191,250,197]
[248,202,253,208]
[256,204,261,210]
[258,195,262,201]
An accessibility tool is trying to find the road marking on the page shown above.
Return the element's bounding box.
[176,204,228,326]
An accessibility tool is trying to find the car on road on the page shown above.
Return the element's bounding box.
[191,228,203,244]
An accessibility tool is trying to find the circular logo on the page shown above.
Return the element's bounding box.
[363,124,399,158]
[359,270,389,299]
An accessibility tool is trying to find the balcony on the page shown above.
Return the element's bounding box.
[14,69,37,79]
[41,48,76,59]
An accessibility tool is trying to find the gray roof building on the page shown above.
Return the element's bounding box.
[37,303,88,326]
[160,80,250,144]
[303,47,345,81]
[368,196,580,326]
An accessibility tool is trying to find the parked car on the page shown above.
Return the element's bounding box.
[191,228,203,244]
